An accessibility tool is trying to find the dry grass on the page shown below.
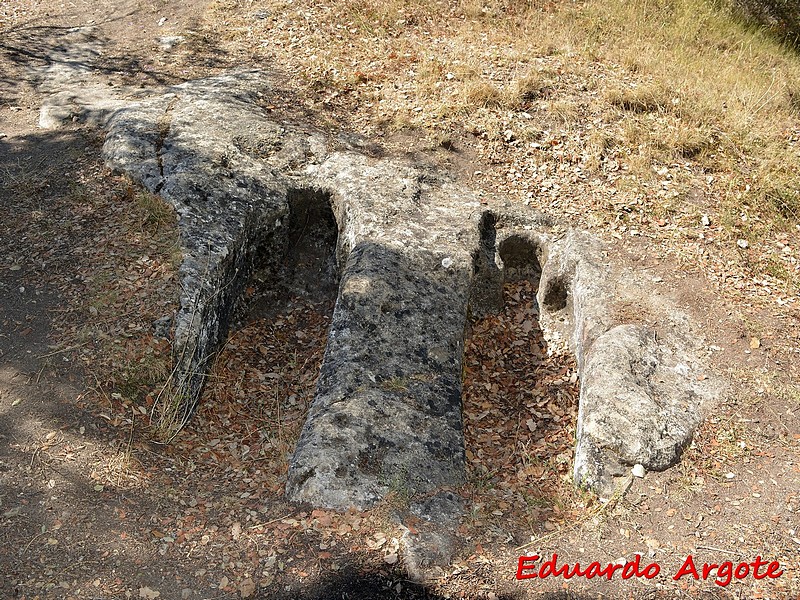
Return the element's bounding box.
[582,0,800,225]
[200,0,800,292]
[134,189,177,233]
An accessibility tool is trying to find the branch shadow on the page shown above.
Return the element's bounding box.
[0,23,174,93]
[730,0,800,50]
[0,9,238,102]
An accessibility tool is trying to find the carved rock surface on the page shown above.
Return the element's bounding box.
[103,71,305,423]
[38,63,720,514]
[574,324,703,490]
[289,154,482,506]
[43,68,483,502]
[533,230,717,494]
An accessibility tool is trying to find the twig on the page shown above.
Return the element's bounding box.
[515,527,565,552]
[34,362,45,384]
[89,371,113,409]
[21,531,48,555]
[36,341,90,359]
[696,545,743,556]
[248,511,296,530]
[766,406,790,434]
[127,406,136,452]
[117,406,137,488]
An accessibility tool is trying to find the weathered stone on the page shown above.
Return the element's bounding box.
[287,153,482,507]
[410,491,464,524]
[39,85,143,129]
[468,212,505,318]
[536,229,612,364]
[400,529,458,581]
[532,231,717,495]
[37,64,720,524]
[33,27,148,129]
[158,36,185,51]
[152,315,172,340]
[574,324,703,493]
[101,71,302,425]
[401,492,464,579]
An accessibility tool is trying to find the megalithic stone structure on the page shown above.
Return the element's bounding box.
[39,68,719,520]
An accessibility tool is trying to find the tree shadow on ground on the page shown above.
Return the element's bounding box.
[0,11,236,100]
[270,567,600,600]
[0,23,167,91]
[730,0,800,49]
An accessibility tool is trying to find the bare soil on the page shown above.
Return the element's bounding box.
[1,1,799,599]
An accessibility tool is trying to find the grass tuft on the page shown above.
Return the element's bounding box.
[135,191,176,232]
[605,82,674,115]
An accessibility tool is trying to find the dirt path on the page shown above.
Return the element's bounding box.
[1,0,799,599]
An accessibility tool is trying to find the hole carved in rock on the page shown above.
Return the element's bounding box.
[244,187,339,321]
[541,275,569,312]
[497,233,543,285]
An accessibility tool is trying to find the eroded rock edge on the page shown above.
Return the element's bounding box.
[38,69,719,509]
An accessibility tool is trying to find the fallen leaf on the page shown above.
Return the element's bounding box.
[239,578,256,598]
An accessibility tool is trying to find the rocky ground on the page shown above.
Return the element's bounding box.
[1,0,799,598]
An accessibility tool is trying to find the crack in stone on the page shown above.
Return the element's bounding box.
[153,96,177,194]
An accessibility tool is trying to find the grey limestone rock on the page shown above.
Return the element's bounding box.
[287,153,483,507]
[533,230,717,495]
[573,324,703,493]
[102,71,296,424]
[37,64,720,527]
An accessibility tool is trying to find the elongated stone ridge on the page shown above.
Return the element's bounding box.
[40,67,719,511]
[287,155,482,505]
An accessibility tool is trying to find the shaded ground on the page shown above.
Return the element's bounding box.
[1,0,799,599]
